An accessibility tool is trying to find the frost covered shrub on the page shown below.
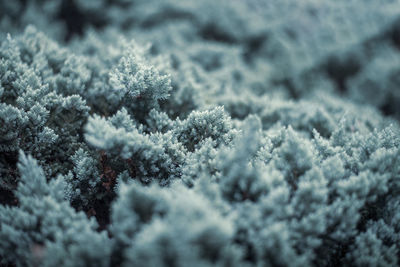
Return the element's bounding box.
[1,0,400,266]
[0,152,111,267]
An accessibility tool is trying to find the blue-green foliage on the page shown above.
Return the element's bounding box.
[111,181,240,267]
[84,106,234,185]
[1,0,400,266]
[0,152,110,267]
[0,27,90,190]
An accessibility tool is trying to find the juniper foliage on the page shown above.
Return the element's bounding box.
[1,0,400,266]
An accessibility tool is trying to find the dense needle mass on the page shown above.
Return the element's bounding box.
[1,0,400,266]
